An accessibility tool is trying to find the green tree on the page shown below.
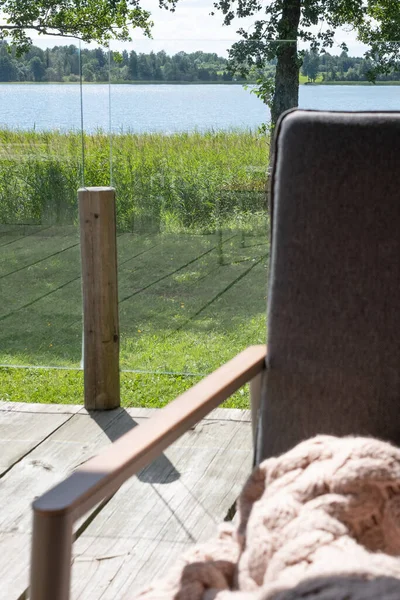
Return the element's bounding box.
[82,63,95,82]
[0,42,234,83]
[163,61,179,81]
[128,50,138,79]
[0,51,17,80]
[44,66,61,81]
[344,67,360,82]
[0,0,178,55]
[137,53,153,79]
[301,50,320,82]
[29,55,46,81]
[198,68,211,81]
[121,50,129,67]
[213,0,400,126]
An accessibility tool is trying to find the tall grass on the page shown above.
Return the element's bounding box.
[0,129,268,232]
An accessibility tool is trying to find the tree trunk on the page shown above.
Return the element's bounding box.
[271,0,301,127]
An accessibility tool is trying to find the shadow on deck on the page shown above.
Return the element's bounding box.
[0,402,251,599]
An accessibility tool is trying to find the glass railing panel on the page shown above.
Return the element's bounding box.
[79,41,112,188]
[2,31,397,400]
[110,37,400,385]
[0,36,84,368]
[107,39,269,385]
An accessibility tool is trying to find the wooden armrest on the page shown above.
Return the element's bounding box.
[34,344,266,518]
[30,345,266,600]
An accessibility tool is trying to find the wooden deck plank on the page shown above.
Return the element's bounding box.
[0,409,131,534]
[102,406,250,422]
[0,408,136,599]
[0,400,83,414]
[0,532,31,600]
[71,538,192,600]
[0,406,252,599]
[71,416,252,599]
[0,409,74,475]
[0,403,251,422]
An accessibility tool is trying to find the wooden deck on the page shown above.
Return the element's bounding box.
[0,402,252,600]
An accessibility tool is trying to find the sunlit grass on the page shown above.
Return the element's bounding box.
[0,129,268,409]
[0,128,268,232]
[0,366,250,409]
[0,230,268,408]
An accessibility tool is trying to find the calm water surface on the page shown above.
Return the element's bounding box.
[0,84,399,133]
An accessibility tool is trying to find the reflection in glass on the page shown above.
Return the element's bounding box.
[0,38,83,368]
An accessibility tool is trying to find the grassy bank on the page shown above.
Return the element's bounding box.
[0,129,268,233]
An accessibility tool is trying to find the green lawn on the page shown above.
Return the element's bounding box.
[299,74,324,84]
[0,369,250,408]
[0,225,268,407]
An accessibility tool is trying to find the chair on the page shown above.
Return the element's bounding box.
[29,110,400,599]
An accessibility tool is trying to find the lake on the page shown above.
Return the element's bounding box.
[1,83,400,133]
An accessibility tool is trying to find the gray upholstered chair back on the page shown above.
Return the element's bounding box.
[257,110,400,461]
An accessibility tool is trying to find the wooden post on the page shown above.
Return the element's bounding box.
[79,187,120,410]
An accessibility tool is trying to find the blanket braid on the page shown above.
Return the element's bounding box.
[134,436,400,599]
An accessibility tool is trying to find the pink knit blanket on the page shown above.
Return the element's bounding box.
[135,435,400,599]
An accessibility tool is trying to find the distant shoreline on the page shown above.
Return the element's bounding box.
[304,81,400,86]
[1,80,400,86]
[0,80,247,86]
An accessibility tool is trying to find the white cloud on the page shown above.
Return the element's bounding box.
[128,1,368,57]
[115,0,256,56]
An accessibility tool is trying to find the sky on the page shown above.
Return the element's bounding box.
[128,0,368,57]
[2,0,369,57]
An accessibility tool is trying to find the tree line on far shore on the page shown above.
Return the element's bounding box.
[1,42,400,84]
[0,43,237,83]
[301,50,400,83]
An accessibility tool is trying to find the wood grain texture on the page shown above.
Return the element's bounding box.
[71,417,252,598]
[123,407,252,422]
[29,350,265,597]
[0,404,251,422]
[0,410,73,475]
[0,409,134,599]
[0,403,251,600]
[0,406,253,599]
[79,187,120,410]
[72,538,193,600]
[0,532,31,600]
[0,401,83,414]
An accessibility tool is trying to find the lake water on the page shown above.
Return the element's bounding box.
[0,83,400,133]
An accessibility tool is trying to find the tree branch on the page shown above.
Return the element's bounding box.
[0,24,81,40]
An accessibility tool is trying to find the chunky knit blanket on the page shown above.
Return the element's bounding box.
[135,436,400,599]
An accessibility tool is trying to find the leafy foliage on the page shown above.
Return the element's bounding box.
[301,50,319,82]
[212,0,400,122]
[0,0,178,55]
